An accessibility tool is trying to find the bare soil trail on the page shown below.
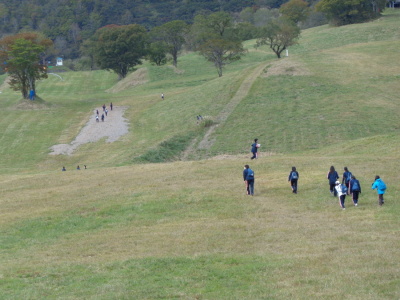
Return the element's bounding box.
[49,106,129,155]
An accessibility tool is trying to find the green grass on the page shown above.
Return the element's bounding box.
[0,10,400,299]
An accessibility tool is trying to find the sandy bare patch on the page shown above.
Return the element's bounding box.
[49,106,129,155]
[105,68,148,93]
[263,58,311,77]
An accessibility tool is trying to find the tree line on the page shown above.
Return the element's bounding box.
[0,0,389,98]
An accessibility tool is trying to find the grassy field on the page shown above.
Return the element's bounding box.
[0,10,400,299]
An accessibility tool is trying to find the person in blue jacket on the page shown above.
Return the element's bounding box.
[372,175,386,206]
[288,166,299,194]
[349,175,361,206]
[342,167,352,194]
[250,138,259,160]
[243,164,255,196]
[327,166,339,196]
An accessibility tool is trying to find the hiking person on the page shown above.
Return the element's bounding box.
[335,181,347,210]
[342,167,352,194]
[110,102,113,111]
[372,175,387,206]
[101,114,105,122]
[96,115,99,122]
[161,93,164,100]
[250,138,259,160]
[288,166,299,194]
[77,165,80,170]
[105,108,108,116]
[62,166,66,171]
[102,104,106,111]
[349,175,361,206]
[243,164,255,196]
[327,166,339,196]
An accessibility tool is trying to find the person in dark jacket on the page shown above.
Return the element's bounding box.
[372,175,386,206]
[349,175,361,206]
[342,167,352,194]
[288,166,299,194]
[243,164,255,195]
[327,166,339,196]
[250,138,259,160]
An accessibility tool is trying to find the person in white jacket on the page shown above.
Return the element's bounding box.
[335,181,347,210]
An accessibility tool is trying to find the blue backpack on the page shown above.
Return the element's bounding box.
[346,172,352,182]
[291,172,298,180]
[341,184,348,194]
[378,180,386,191]
[352,180,360,191]
[247,169,254,180]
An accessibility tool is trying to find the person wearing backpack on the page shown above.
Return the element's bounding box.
[335,181,347,210]
[342,167,352,195]
[243,164,255,196]
[288,166,299,194]
[349,175,361,206]
[372,175,387,206]
[250,138,259,160]
[327,166,339,196]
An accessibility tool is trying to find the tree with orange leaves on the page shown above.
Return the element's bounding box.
[0,33,52,99]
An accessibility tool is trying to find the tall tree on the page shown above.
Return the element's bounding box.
[279,0,311,24]
[192,11,246,77]
[256,18,300,58]
[199,39,246,77]
[316,0,386,26]
[91,24,148,79]
[0,33,52,99]
[150,20,188,68]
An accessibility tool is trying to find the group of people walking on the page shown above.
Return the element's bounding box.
[95,103,113,122]
[244,138,388,210]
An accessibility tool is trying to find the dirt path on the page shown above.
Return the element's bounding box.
[182,62,269,160]
[49,106,129,155]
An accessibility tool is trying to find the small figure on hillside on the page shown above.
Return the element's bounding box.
[101,114,105,122]
[327,166,339,196]
[102,104,106,111]
[250,138,260,160]
[96,109,99,115]
[372,175,387,206]
[349,175,361,206]
[288,166,299,194]
[84,165,87,169]
[196,115,203,124]
[77,165,80,170]
[105,108,108,116]
[62,166,66,171]
[342,167,352,194]
[96,115,99,122]
[243,164,255,196]
[161,93,164,100]
[335,181,347,210]
[110,102,113,111]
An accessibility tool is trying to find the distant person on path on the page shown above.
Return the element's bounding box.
[84,165,87,169]
[327,166,339,196]
[105,108,108,116]
[29,89,35,100]
[77,165,80,170]
[288,166,299,194]
[349,175,361,206]
[96,115,99,122]
[62,166,66,171]
[102,104,106,111]
[110,102,113,111]
[335,181,347,210]
[243,164,255,196]
[101,114,105,122]
[161,93,164,100]
[96,109,99,115]
[372,175,386,206]
[250,138,259,160]
[342,167,352,194]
